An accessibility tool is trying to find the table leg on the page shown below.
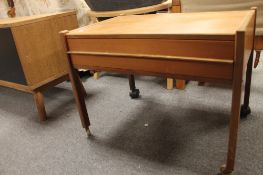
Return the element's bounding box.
[220,78,243,174]
[221,46,245,175]
[60,30,91,136]
[77,75,88,98]
[69,67,91,136]
[128,74,140,99]
[241,51,254,118]
[33,91,47,122]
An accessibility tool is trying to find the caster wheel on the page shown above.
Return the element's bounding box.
[129,89,140,99]
[240,105,251,118]
[86,128,92,138]
[220,164,232,175]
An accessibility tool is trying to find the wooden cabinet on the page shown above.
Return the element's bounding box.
[0,11,78,121]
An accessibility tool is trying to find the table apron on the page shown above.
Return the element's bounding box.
[70,54,233,83]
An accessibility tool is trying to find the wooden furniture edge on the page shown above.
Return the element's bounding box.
[67,51,234,64]
[60,30,91,133]
[0,80,32,93]
[0,11,76,28]
[87,0,172,17]
[30,72,68,92]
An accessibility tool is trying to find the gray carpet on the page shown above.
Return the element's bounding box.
[0,59,263,175]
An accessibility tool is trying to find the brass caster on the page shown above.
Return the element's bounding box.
[220,164,232,175]
[86,128,92,137]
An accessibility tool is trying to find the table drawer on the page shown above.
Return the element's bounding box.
[68,38,235,60]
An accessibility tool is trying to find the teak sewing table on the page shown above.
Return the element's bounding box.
[61,9,257,174]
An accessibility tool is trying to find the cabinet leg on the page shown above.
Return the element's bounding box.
[254,50,261,68]
[33,91,47,122]
[241,51,254,118]
[167,78,174,90]
[176,79,186,89]
[128,74,140,99]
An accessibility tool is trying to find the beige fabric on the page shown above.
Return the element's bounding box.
[0,0,90,26]
[180,0,263,36]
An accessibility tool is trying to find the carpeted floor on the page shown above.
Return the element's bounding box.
[0,58,262,175]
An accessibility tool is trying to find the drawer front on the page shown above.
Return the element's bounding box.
[68,38,235,60]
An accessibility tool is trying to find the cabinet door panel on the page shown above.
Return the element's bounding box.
[0,28,27,85]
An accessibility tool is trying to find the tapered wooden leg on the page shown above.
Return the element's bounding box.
[167,78,174,90]
[60,31,91,136]
[33,91,47,122]
[241,52,254,118]
[77,75,88,98]
[254,50,261,68]
[128,74,140,99]
[221,32,245,174]
[70,68,91,132]
[221,78,243,174]
[176,79,186,89]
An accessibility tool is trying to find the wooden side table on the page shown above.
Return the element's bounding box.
[0,11,81,121]
[62,9,256,174]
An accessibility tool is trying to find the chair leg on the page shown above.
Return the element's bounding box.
[33,91,47,122]
[254,50,261,68]
[176,79,186,89]
[128,74,140,99]
[93,72,100,80]
[241,51,254,118]
[167,78,174,90]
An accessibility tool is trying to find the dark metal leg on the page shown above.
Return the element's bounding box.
[128,74,140,99]
[240,51,254,118]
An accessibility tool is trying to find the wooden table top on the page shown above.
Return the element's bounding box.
[0,11,75,28]
[67,10,253,40]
